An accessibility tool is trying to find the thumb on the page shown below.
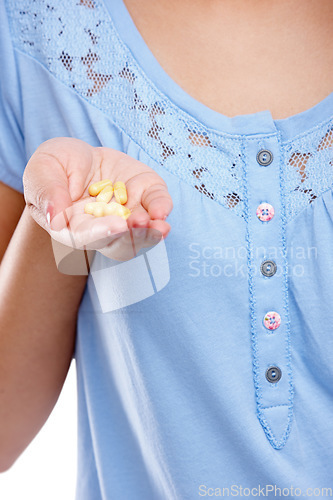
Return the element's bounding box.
[42,182,74,232]
[23,154,73,233]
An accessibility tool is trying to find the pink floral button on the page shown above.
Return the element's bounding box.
[263,311,281,330]
[256,203,275,222]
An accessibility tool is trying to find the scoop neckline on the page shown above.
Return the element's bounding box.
[103,0,333,140]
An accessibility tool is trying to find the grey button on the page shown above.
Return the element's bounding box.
[265,366,282,383]
[260,260,277,277]
[257,149,273,166]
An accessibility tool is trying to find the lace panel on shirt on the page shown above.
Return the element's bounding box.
[284,124,333,219]
[6,0,333,221]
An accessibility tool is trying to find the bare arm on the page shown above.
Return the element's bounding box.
[0,182,26,261]
[0,186,87,471]
[0,138,173,472]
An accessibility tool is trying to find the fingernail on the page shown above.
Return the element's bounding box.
[45,202,54,227]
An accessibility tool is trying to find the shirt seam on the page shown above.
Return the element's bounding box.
[285,186,333,226]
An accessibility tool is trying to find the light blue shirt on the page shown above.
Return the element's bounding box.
[1,1,333,498]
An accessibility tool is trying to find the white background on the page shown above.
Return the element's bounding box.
[0,361,77,500]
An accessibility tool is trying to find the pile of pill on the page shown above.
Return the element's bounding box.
[84,180,131,220]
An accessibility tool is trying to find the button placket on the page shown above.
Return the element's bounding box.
[244,137,293,450]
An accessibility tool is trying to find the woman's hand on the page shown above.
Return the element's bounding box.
[23,138,173,260]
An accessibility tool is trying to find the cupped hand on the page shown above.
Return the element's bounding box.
[23,138,173,259]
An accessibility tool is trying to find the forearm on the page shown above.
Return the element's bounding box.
[0,207,87,471]
[0,182,26,261]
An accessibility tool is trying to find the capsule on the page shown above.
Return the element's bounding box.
[88,179,113,197]
[96,185,114,203]
[84,201,131,220]
[113,181,127,205]
[93,204,105,217]
[104,201,131,220]
[84,201,107,216]
[84,202,96,215]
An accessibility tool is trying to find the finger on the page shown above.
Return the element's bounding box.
[48,196,128,249]
[97,227,162,262]
[140,182,173,221]
[26,177,73,232]
[23,138,96,231]
[126,204,150,228]
[148,219,171,239]
[67,209,128,249]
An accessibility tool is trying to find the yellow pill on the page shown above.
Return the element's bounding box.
[96,185,114,203]
[104,201,131,220]
[88,179,113,197]
[113,181,128,205]
[121,208,131,220]
[84,201,106,215]
[93,204,106,217]
[84,202,96,215]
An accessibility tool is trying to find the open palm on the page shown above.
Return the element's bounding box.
[23,138,173,259]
